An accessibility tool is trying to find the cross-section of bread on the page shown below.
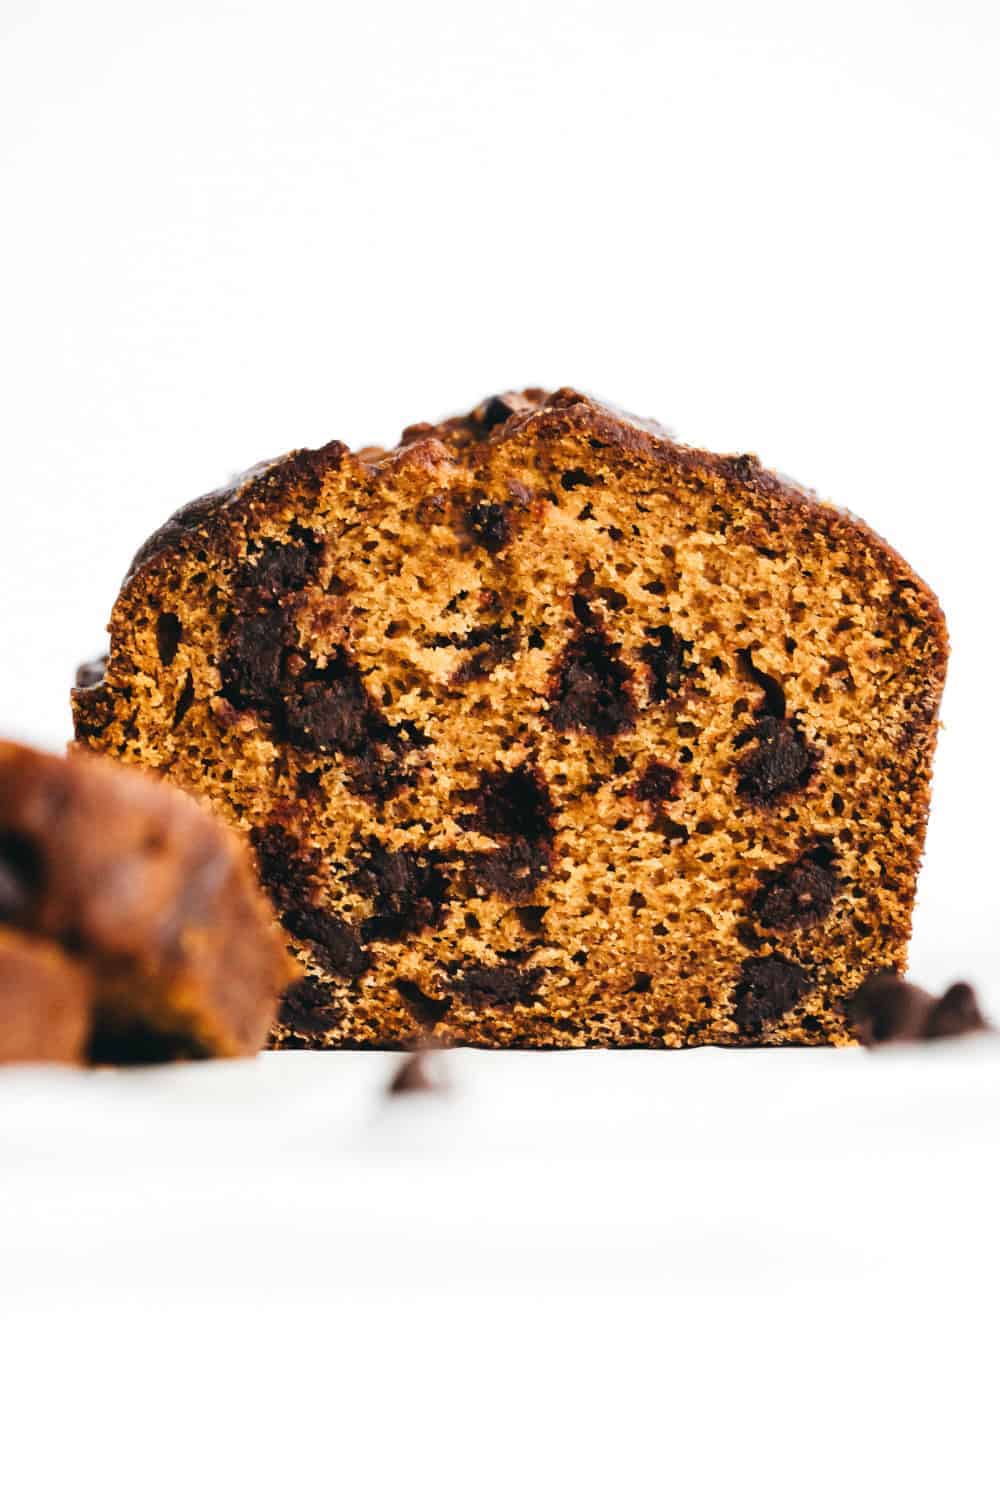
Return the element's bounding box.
[0,743,294,1061]
[72,389,947,1048]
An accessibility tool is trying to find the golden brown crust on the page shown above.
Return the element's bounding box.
[0,743,295,1061]
[73,388,948,1049]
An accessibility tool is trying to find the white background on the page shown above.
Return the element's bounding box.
[1,3,999,1496]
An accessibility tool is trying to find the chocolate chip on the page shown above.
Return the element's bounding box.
[284,660,373,753]
[640,625,689,703]
[237,532,322,598]
[282,906,369,978]
[353,838,450,942]
[156,612,182,666]
[752,847,837,930]
[75,656,107,689]
[925,982,988,1040]
[550,622,635,737]
[0,833,42,924]
[466,499,511,553]
[387,1051,444,1094]
[278,977,345,1035]
[219,609,287,707]
[633,760,679,806]
[478,395,519,432]
[449,963,542,1008]
[735,716,816,805]
[465,838,551,898]
[395,979,451,1027]
[737,649,786,718]
[251,824,315,907]
[733,956,813,1034]
[849,971,988,1045]
[470,763,555,844]
[171,670,195,729]
[560,469,595,491]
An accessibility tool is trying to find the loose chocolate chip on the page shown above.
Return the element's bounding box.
[848,971,988,1045]
[450,963,542,1009]
[395,979,451,1027]
[633,760,679,806]
[736,716,816,805]
[278,977,344,1035]
[156,612,182,667]
[560,469,595,491]
[925,982,988,1040]
[752,847,837,930]
[353,838,450,942]
[640,625,689,703]
[171,670,195,729]
[550,623,635,737]
[387,1051,445,1094]
[733,956,813,1034]
[466,499,511,553]
[75,656,108,689]
[471,763,555,844]
[282,906,369,979]
[465,838,552,898]
[237,532,322,598]
[219,609,287,707]
[737,649,786,718]
[0,833,43,923]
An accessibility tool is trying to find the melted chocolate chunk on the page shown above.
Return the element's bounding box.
[251,824,315,906]
[284,661,374,753]
[395,979,451,1027]
[466,499,511,553]
[633,760,680,805]
[848,972,988,1045]
[737,649,786,718]
[278,977,345,1035]
[282,906,369,979]
[752,847,837,930]
[0,833,42,924]
[465,838,551,898]
[733,956,813,1034]
[640,625,689,703]
[353,838,450,942]
[550,622,635,737]
[156,612,182,667]
[451,624,519,684]
[219,609,287,707]
[237,532,323,598]
[450,963,542,1009]
[736,716,816,805]
[471,764,555,844]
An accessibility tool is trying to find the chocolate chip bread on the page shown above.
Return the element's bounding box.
[73,388,947,1048]
[0,743,294,1062]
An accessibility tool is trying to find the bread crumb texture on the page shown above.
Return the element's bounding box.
[72,388,948,1049]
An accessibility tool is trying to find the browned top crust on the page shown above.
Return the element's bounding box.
[119,387,946,652]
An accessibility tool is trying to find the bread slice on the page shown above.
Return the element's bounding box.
[0,743,294,1061]
[72,388,947,1048]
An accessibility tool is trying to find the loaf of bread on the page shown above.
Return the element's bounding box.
[0,742,294,1062]
[73,388,947,1048]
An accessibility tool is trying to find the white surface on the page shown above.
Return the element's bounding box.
[1,5,999,1495]
[2,1043,1000,1497]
